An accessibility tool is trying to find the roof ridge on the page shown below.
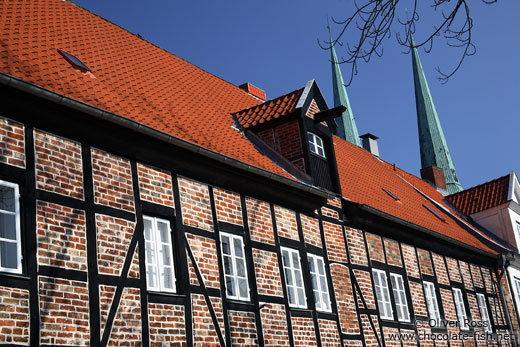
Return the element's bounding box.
[68,0,259,103]
[447,173,510,198]
[232,87,304,116]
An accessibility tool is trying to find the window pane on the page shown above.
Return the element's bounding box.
[287,286,295,305]
[285,268,294,286]
[317,258,325,275]
[162,268,174,289]
[157,221,169,243]
[161,243,172,266]
[281,250,290,266]
[238,278,248,298]
[0,241,17,269]
[292,253,300,269]
[308,258,315,273]
[144,219,153,241]
[235,258,245,278]
[223,255,234,276]
[0,185,15,213]
[0,213,16,240]
[226,275,236,297]
[221,235,231,255]
[297,288,306,306]
[233,237,243,257]
[147,265,157,288]
[294,269,303,287]
[319,276,327,292]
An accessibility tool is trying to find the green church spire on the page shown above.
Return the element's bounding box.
[411,36,463,194]
[330,32,361,146]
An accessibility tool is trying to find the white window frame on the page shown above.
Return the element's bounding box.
[144,216,176,293]
[372,269,393,320]
[477,293,492,333]
[0,180,22,274]
[220,232,250,301]
[423,281,441,326]
[308,253,331,312]
[307,132,326,158]
[452,288,469,330]
[280,247,307,308]
[390,273,410,322]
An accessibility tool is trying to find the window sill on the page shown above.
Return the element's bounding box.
[0,271,29,280]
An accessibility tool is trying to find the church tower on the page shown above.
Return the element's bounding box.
[411,36,463,194]
[330,34,361,146]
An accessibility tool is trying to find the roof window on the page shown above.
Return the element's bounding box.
[57,49,90,71]
[423,205,445,222]
[382,188,399,200]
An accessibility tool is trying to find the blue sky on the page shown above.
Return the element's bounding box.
[74,0,519,189]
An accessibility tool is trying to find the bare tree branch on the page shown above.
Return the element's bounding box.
[320,0,498,85]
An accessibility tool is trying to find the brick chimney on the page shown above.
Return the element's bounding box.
[239,83,266,101]
[420,166,447,190]
[360,133,380,157]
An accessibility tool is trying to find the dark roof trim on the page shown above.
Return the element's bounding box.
[0,71,333,200]
[313,105,346,123]
[356,203,499,259]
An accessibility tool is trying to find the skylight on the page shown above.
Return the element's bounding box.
[382,188,399,200]
[424,205,445,222]
[57,49,90,71]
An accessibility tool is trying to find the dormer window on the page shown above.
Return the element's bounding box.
[308,132,325,158]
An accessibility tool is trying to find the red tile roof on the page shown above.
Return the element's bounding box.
[333,136,502,254]
[0,0,294,181]
[446,175,510,215]
[234,88,303,129]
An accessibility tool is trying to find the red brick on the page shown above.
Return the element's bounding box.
[214,188,243,226]
[246,197,275,245]
[34,130,83,199]
[137,162,174,207]
[36,201,87,271]
[179,177,213,232]
[252,249,283,297]
[0,117,25,168]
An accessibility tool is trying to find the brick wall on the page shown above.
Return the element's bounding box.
[246,197,275,245]
[318,319,341,346]
[346,227,368,266]
[321,206,339,220]
[0,116,25,168]
[360,315,381,347]
[324,222,348,263]
[214,187,243,226]
[36,201,87,271]
[292,316,317,346]
[260,303,290,346]
[301,214,322,248]
[459,261,474,290]
[353,270,376,309]
[402,244,420,278]
[383,238,402,267]
[0,286,30,345]
[178,177,213,232]
[277,121,304,171]
[366,233,384,264]
[34,130,83,199]
[274,205,299,241]
[252,248,283,297]
[432,253,450,285]
[105,287,142,346]
[228,310,257,346]
[137,162,174,207]
[256,120,305,171]
[39,276,89,346]
[417,249,434,276]
[330,263,359,334]
[445,257,462,283]
[191,294,224,346]
[186,233,220,289]
[91,148,135,212]
[148,303,186,346]
[305,99,321,119]
[95,214,137,277]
